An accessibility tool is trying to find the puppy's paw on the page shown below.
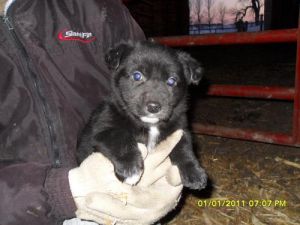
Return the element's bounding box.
[114,153,144,185]
[181,163,207,190]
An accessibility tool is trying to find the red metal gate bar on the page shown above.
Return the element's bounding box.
[192,123,296,146]
[292,20,300,144]
[151,29,298,46]
[208,85,295,100]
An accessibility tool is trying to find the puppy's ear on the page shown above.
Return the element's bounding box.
[177,52,203,85]
[105,43,133,70]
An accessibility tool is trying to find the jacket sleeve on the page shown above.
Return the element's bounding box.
[0,1,145,225]
[0,162,77,225]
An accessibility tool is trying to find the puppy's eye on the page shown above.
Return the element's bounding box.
[166,76,177,87]
[132,71,143,81]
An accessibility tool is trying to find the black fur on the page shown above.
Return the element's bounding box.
[77,41,207,190]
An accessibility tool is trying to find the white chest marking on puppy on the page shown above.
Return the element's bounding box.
[141,116,159,124]
[147,126,160,152]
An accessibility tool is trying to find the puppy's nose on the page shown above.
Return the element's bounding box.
[146,102,161,114]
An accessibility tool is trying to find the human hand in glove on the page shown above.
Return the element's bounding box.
[69,129,183,225]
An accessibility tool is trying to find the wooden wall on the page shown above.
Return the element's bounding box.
[126,0,189,37]
[264,0,299,30]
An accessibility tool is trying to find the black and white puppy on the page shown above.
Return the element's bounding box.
[77,41,207,190]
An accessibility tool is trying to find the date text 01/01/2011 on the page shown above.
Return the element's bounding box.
[197,199,287,208]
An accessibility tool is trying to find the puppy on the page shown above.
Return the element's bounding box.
[77,41,207,190]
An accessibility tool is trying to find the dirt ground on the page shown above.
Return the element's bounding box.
[164,43,300,225]
[164,136,300,225]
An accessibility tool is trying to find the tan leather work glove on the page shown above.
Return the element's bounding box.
[69,130,183,225]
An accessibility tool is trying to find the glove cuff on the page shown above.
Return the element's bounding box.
[69,167,92,198]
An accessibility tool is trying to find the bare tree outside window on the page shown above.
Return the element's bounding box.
[192,0,204,31]
[218,2,226,29]
[233,0,263,25]
[205,0,215,31]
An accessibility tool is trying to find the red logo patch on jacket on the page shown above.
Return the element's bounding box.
[58,29,96,43]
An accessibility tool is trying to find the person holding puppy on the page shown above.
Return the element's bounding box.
[0,0,183,224]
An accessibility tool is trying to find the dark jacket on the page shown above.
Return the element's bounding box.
[0,0,144,224]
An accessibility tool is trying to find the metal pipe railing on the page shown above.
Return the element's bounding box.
[292,22,300,144]
[207,85,295,101]
[151,29,297,46]
[192,124,295,146]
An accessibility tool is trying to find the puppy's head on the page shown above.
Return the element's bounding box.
[105,41,203,125]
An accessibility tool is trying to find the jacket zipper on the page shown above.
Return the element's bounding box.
[2,16,61,167]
